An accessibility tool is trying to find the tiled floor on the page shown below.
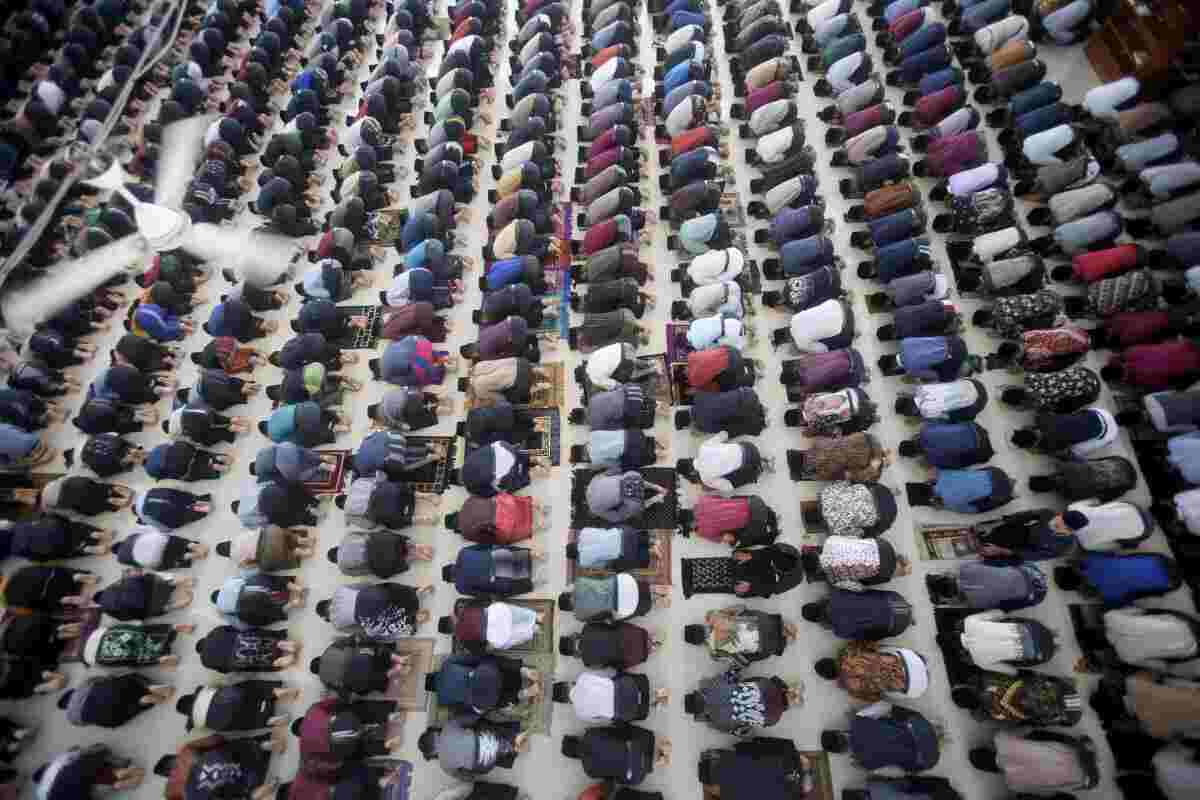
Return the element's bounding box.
[4,1,1188,798]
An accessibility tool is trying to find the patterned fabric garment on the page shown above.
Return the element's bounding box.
[1087,270,1157,317]
[233,633,281,671]
[1020,327,1090,370]
[96,626,170,665]
[361,605,415,640]
[709,619,762,663]
[819,481,879,537]
[978,672,1076,724]
[990,290,1063,339]
[1025,367,1100,411]
[837,641,908,701]
[802,390,857,435]
[728,681,768,729]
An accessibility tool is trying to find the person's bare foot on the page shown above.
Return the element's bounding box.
[277,640,300,654]
[174,623,196,634]
[786,682,804,707]
[784,622,799,640]
[654,688,670,706]
[159,655,180,667]
[514,732,530,752]
[416,583,435,596]
[274,687,302,702]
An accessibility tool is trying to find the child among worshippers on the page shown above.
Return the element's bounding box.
[418,719,530,779]
[684,671,803,736]
[336,474,440,529]
[821,703,940,771]
[814,642,930,702]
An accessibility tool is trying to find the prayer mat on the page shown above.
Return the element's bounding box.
[450,597,557,655]
[570,467,679,529]
[305,449,350,495]
[58,607,102,663]
[463,362,567,412]
[566,530,672,584]
[680,556,733,598]
[427,651,556,734]
[580,354,675,407]
[1068,603,1118,674]
[916,523,982,560]
[386,637,436,710]
[932,606,987,688]
[385,435,458,494]
[462,408,562,466]
[666,322,691,365]
[332,305,384,349]
[540,263,571,343]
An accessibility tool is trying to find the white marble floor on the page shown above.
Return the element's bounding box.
[1,1,1186,799]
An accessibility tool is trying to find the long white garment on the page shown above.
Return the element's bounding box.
[961,610,1024,674]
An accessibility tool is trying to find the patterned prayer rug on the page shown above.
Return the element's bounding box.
[305,449,350,495]
[462,361,566,413]
[666,322,691,365]
[386,637,436,710]
[580,354,674,407]
[461,408,562,466]
[426,651,556,734]
[566,530,672,585]
[680,556,733,598]
[570,467,679,529]
[376,435,458,494]
[332,305,384,349]
[915,523,981,560]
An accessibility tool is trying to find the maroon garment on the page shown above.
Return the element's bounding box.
[380,302,438,340]
[924,131,986,177]
[694,496,752,542]
[476,317,529,360]
[913,85,964,128]
[583,147,626,180]
[788,350,859,392]
[747,81,787,115]
[890,9,925,41]
[1103,311,1173,348]
[1110,340,1200,390]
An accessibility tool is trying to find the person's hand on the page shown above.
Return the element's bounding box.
[732,551,752,563]
[978,544,1010,559]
